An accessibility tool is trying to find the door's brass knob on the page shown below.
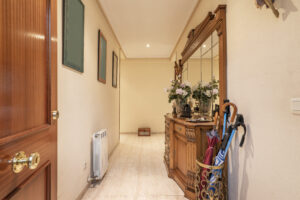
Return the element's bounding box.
[10,151,27,173]
[8,151,41,173]
[28,152,40,170]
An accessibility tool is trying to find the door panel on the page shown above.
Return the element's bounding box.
[0,131,52,198]
[6,162,51,200]
[0,0,49,139]
[0,0,57,199]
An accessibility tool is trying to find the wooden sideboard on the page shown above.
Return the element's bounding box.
[164,114,215,200]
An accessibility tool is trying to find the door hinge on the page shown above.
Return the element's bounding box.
[51,110,59,120]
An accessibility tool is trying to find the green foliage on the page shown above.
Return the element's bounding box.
[192,79,219,103]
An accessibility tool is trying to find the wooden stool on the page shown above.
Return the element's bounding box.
[138,128,151,136]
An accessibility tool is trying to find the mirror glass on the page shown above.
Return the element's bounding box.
[182,30,219,115]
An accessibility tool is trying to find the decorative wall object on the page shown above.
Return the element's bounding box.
[112,51,118,88]
[98,30,107,83]
[174,61,183,83]
[256,0,279,17]
[63,0,85,72]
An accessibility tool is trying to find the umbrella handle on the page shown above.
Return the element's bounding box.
[221,101,232,139]
[239,123,247,147]
[233,114,247,147]
[213,110,219,126]
[223,114,247,151]
[221,102,238,124]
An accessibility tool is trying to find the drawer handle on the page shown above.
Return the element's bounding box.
[7,151,41,173]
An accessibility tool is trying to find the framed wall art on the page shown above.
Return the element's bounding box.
[63,0,85,72]
[112,51,118,88]
[98,30,107,83]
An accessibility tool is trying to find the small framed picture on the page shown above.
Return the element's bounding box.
[112,51,118,88]
[63,0,85,72]
[98,30,107,83]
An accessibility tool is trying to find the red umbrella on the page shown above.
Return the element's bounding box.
[198,129,219,199]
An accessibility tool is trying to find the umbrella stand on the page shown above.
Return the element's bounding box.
[196,104,220,195]
[196,102,236,200]
[196,159,226,200]
[195,101,247,200]
[196,104,220,199]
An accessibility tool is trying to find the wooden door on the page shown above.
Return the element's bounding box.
[0,0,57,199]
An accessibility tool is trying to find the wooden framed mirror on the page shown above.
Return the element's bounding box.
[179,5,227,110]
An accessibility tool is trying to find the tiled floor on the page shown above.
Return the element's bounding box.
[82,133,187,200]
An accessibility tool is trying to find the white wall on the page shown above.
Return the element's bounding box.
[120,59,173,133]
[227,1,300,199]
[171,0,300,199]
[57,0,121,199]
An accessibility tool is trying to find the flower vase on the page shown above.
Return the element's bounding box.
[199,99,212,116]
[175,100,185,117]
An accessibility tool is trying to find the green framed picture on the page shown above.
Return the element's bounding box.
[98,30,107,83]
[63,0,85,72]
[112,51,118,88]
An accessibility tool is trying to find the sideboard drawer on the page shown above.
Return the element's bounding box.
[174,123,185,136]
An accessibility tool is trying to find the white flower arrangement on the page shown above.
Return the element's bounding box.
[192,79,219,103]
[165,79,192,104]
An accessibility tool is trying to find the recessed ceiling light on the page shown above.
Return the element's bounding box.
[203,44,206,48]
[146,43,150,48]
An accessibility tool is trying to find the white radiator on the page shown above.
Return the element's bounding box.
[92,129,108,180]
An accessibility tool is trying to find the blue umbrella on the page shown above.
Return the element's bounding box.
[209,114,246,189]
[207,102,237,187]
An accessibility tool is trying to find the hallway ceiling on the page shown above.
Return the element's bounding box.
[99,0,198,58]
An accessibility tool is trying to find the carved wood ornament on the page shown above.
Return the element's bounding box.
[174,61,183,83]
[186,128,196,142]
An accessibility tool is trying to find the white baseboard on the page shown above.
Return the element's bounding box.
[75,183,90,200]
[120,132,164,134]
